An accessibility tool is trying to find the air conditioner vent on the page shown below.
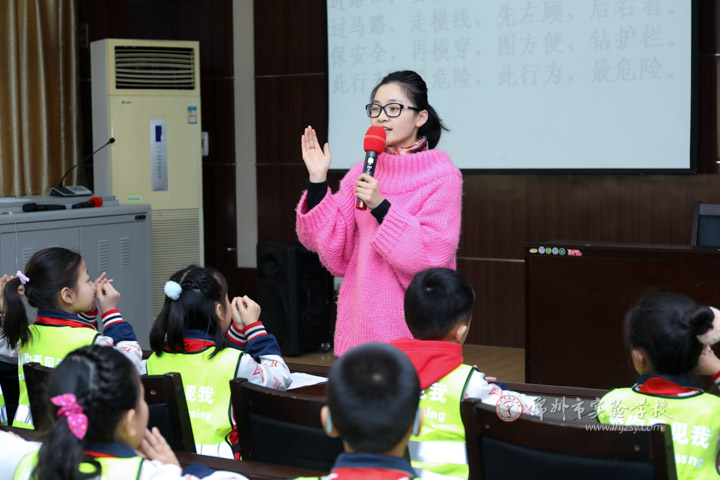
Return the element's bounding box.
[114,46,195,90]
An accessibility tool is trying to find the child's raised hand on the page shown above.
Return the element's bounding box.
[96,279,121,313]
[0,274,11,312]
[0,274,23,313]
[93,272,114,288]
[231,295,261,328]
[136,427,179,466]
[301,126,332,183]
[694,345,720,376]
[476,368,498,384]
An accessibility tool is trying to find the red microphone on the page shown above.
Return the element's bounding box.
[356,126,387,210]
[71,197,103,209]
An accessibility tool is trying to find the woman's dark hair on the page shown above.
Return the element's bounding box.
[327,343,420,453]
[370,70,448,149]
[2,247,83,347]
[33,345,140,480]
[149,265,229,357]
[625,292,715,375]
[404,267,475,340]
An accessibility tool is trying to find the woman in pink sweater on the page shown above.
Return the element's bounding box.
[296,70,462,356]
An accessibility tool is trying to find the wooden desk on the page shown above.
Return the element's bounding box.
[0,425,326,480]
[503,381,608,424]
[525,241,720,389]
[0,425,43,441]
[286,363,330,377]
[175,451,326,480]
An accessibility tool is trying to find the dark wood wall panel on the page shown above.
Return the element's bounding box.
[457,259,524,347]
[255,76,327,165]
[257,165,308,242]
[203,163,237,247]
[201,79,237,164]
[254,0,326,75]
[460,171,720,260]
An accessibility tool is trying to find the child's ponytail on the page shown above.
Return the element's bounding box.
[417,103,447,150]
[33,346,139,480]
[2,248,82,348]
[3,276,30,347]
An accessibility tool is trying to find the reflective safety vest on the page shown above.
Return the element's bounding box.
[598,387,720,480]
[408,364,474,480]
[14,324,100,429]
[146,346,243,458]
[0,382,6,425]
[14,450,143,480]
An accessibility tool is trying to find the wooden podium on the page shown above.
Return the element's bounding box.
[525,241,720,390]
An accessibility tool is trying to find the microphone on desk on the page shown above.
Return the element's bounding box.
[72,197,103,209]
[50,138,115,197]
[22,203,66,212]
[356,126,386,210]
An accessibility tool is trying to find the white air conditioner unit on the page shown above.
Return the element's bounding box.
[91,38,204,317]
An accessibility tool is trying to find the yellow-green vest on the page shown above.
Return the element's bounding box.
[0,383,6,425]
[408,364,474,480]
[14,450,143,480]
[14,324,100,429]
[146,346,243,458]
[598,387,720,480]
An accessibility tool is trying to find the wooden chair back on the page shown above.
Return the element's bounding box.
[230,378,342,471]
[142,372,196,452]
[461,400,676,480]
[22,362,53,431]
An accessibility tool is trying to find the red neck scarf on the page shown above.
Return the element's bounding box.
[385,136,428,155]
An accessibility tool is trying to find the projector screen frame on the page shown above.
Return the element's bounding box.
[324,0,699,176]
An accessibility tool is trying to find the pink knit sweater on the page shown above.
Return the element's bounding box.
[296,149,463,356]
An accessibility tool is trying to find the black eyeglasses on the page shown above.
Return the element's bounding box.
[365,103,421,118]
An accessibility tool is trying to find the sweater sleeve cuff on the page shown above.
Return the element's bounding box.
[371,205,413,256]
[226,322,247,347]
[712,370,720,385]
[371,199,391,224]
[296,185,338,232]
[101,309,123,327]
[306,180,329,210]
[241,321,268,342]
[78,308,99,327]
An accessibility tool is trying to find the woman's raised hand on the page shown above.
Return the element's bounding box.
[301,126,332,183]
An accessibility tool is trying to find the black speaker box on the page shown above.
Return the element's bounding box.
[256,241,333,356]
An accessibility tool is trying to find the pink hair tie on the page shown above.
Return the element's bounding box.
[15,271,29,285]
[51,393,88,440]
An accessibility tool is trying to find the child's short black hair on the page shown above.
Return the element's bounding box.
[404,267,475,340]
[327,343,420,453]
